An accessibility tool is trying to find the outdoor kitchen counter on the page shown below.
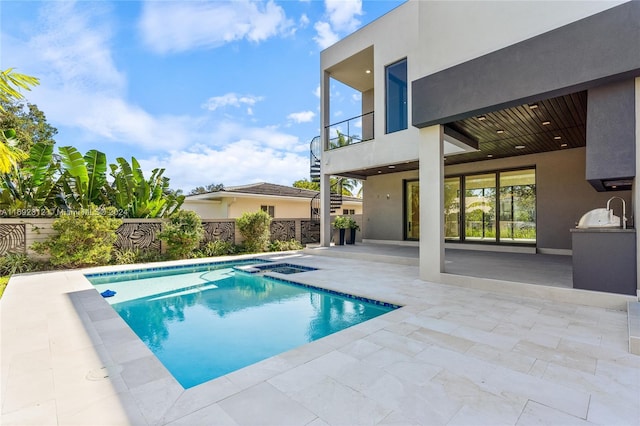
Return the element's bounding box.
[570,228,637,295]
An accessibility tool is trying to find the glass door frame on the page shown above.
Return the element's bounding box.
[403,179,420,241]
[444,166,537,246]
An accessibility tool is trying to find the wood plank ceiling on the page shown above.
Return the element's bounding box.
[444,91,587,165]
[337,91,587,178]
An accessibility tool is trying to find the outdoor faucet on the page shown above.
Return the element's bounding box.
[606,196,627,229]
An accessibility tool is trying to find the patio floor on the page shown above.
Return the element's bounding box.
[1,251,638,425]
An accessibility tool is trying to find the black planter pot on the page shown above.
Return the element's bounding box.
[338,228,346,245]
[346,228,356,244]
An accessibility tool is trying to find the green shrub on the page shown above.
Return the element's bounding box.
[0,276,8,299]
[158,210,204,260]
[236,210,271,253]
[0,252,40,275]
[197,240,236,257]
[112,248,139,265]
[32,207,122,268]
[269,239,303,252]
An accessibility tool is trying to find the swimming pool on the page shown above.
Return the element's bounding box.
[85,260,399,389]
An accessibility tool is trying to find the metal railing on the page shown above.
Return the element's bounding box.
[325,111,374,150]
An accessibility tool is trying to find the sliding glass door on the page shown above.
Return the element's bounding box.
[444,168,536,245]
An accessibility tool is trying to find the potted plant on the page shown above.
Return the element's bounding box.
[332,215,350,245]
[346,217,359,245]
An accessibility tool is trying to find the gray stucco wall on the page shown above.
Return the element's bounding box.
[445,147,632,251]
[586,78,637,190]
[363,170,418,241]
[363,148,632,250]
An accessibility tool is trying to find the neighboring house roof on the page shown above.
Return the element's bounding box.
[185,182,362,203]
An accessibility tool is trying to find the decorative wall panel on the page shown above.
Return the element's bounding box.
[115,223,161,251]
[301,220,320,244]
[0,224,26,255]
[271,220,295,242]
[202,221,235,244]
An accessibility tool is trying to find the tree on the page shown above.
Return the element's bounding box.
[292,178,319,191]
[188,183,224,195]
[0,101,57,151]
[0,68,39,173]
[292,177,357,197]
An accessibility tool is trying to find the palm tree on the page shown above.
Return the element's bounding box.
[0,68,39,173]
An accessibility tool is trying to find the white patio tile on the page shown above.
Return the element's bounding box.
[286,376,392,425]
[217,382,317,426]
[516,401,595,426]
[0,399,58,426]
[165,403,239,426]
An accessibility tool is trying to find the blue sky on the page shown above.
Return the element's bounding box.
[1,0,403,192]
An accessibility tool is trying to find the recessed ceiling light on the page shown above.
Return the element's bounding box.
[388,165,395,169]
[529,104,539,109]
[560,143,568,147]
[542,121,551,126]
[477,116,487,121]
[377,170,382,174]
[554,136,562,140]
[497,130,505,134]
[487,154,493,158]
[515,145,526,149]
[365,69,371,74]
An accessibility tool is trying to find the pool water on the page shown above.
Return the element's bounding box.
[86,262,397,388]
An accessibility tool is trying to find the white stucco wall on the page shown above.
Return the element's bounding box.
[321,0,626,177]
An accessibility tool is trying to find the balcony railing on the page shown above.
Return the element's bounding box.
[325,111,374,150]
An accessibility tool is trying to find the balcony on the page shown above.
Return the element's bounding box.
[325,111,374,150]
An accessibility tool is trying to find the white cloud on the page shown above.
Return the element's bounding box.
[313,21,339,49]
[202,93,264,112]
[313,85,321,98]
[287,111,315,123]
[313,0,362,49]
[139,137,310,191]
[139,0,294,54]
[325,0,362,32]
[299,13,310,28]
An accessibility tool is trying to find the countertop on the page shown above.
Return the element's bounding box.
[570,227,635,233]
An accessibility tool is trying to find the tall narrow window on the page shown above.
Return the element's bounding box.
[385,59,407,133]
[404,180,420,240]
[444,177,461,240]
[499,170,536,243]
[464,174,496,242]
[260,205,275,218]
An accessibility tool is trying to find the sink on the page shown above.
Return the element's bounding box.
[576,208,621,228]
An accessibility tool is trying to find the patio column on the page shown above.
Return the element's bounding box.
[320,173,331,247]
[319,70,332,247]
[635,77,640,296]
[419,124,444,282]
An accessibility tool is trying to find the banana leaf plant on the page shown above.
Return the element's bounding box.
[57,146,108,209]
[107,156,184,218]
[0,142,61,213]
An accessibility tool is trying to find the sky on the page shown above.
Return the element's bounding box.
[1,0,404,193]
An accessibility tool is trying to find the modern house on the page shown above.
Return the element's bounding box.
[317,1,639,295]
[183,182,361,219]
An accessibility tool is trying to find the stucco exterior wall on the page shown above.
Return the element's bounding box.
[445,147,632,251]
[184,197,361,219]
[362,148,632,251]
[415,1,625,76]
[362,170,418,241]
[321,1,625,178]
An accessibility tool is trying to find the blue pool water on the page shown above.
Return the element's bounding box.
[86,261,398,389]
